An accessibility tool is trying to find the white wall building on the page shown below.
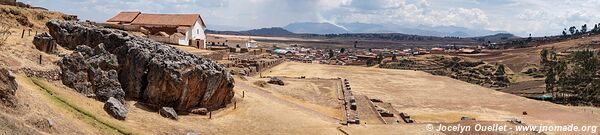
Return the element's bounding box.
[107,12,208,48]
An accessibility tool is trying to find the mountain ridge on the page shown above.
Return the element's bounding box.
[281,22,509,37]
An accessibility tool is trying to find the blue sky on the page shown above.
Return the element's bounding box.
[21,0,600,36]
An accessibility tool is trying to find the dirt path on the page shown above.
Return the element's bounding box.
[236,81,340,123]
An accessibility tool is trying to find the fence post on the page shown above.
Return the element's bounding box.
[21,29,25,38]
[209,111,212,119]
[242,91,245,98]
[39,55,42,64]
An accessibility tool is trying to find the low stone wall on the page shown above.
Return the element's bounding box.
[230,59,284,76]
[147,35,179,45]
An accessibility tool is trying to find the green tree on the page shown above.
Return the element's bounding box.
[581,24,588,34]
[541,49,549,66]
[340,48,346,53]
[545,63,556,95]
[569,26,577,35]
[562,30,567,37]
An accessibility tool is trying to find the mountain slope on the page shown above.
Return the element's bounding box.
[284,22,349,34]
[283,22,508,37]
[207,27,294,36]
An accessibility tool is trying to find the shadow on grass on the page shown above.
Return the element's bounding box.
[30,77,132,135]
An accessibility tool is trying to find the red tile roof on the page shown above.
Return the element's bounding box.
[106,12,207,28]
[106,12,141,23]
[130,13,206,27]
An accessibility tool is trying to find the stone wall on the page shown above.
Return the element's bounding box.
[380,56,510,88]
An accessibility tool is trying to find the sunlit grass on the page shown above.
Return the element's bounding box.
[30,78,132,135]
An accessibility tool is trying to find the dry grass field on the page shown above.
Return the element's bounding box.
[5,74,346,134]
[1,5,599,134]
[262,62,600,134]
[246,77,343,119]
[2,23,599,134]
[459,34,600,74]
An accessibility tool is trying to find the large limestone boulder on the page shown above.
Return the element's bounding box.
[32,32,57,54]
[159,107,178,120]
[58,44,124,102]
[267,77,284,86]
[0,67,17,106]
[104,97,128,120]
[47,20,234,111]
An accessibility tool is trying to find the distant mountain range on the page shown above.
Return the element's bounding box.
[283,22,509,37]
[206,22,519,43]
[283,22,349,35]
[206,27,294,36]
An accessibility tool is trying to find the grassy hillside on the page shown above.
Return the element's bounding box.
[0,4,67,30]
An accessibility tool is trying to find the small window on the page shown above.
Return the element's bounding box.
[197,29,200,34]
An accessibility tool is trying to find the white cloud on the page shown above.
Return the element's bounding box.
[19,0,600,36]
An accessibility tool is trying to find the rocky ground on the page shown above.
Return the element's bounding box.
[380,55,510,89]
[0,67,17,107]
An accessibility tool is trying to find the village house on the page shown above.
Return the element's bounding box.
[206,34,257,48]
[106,11,207,48]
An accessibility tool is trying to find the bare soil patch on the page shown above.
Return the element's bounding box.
[263,62,600,134]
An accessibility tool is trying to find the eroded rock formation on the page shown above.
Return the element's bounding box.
[0,67,17,107]
[58,44,124,102]
[159,107,178,120]
[267,77,284,86]
[32,32,57,54]
[104,97,127,120]
[47,20,234,111]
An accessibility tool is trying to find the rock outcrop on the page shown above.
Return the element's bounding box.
[0,67,17,106]
[47,20,234,111]
[380,56,510,88]
[104,97,128,120]
[32,32,57,54]
[58,44,124,102]
[159,107,178,120]
[190,108,208,115]
[267,77,284,86]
